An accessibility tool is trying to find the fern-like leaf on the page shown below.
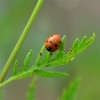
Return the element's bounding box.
[26,77,37,100]
[0,33,95,89]
[63,33,95,59]
[34,69,68,77]
[13,60,18,76]
[59,79,81,100]
[42,52,53,64]
[79,36,87,50]
[22,49,33,71]
[72,38,79,53]
[34,44,45,67]
[46,58,74,67]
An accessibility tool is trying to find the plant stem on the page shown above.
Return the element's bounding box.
[0,0,44,83]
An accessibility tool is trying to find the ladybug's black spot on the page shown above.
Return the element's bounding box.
[46,47,53,52]
[54,44,58,47]
[49,41,52,44]
[59,41,61,43]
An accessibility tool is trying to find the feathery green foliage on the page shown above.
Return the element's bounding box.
[13,60,18,76]
[34,69,69,77]
[0,33,95,89]
[59,79,81,100]
[63,33,95,59]
[22,49,33,71]
[26,77,37,100]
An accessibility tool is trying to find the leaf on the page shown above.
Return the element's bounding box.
[42,52,53,64]
[34,44,45,67]
[34,69,69,77]
[26,77,37,100]
[72,38,79,53]
[86,33,95,47]
[13,60,18,76]
[59,79,81,100]
[22,49,33,71]
[0,34,96,89]
[63,33,95,59]
[46,58,74,68]
[79,36,87,50]
[14,67,38,80]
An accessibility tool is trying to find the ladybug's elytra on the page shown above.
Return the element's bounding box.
[45,34,61,52]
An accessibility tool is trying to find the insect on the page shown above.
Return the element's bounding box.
[45,34,61,52]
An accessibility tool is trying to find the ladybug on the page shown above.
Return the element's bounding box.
[45,34,61,52]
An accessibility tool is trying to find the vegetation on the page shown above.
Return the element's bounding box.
[0,0,96,100]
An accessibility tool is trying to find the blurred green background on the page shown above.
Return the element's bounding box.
[0,0,99,100]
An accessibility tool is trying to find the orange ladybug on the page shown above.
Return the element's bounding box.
[45,34,61,52]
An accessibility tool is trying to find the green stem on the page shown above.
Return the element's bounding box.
[0,0,44,83]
